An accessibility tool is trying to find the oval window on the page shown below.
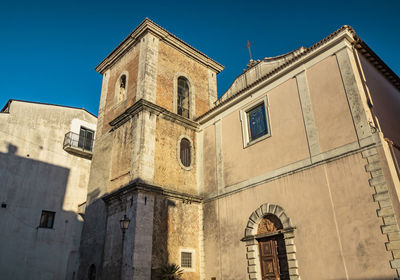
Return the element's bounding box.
[180,138,191,167]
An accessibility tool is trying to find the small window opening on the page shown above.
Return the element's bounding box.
[117,74,127,103]
[120,75,126,89]
[181,251,192,268]
[39,210,55,228]
[180,138,191,167]
[177,77,190,118]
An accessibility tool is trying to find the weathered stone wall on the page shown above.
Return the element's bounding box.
[102,44,140,134]
[110,119,133,191]
[156,41,212,118]
[152,195,201,280]
[153,116,197,194]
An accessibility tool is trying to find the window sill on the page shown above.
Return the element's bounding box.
[244,133,272,148]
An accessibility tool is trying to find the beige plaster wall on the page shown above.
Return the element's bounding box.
[203,152,395,279]
[156,41,211,118]
[0,101,96,280]
[102,44,140,134]
[153,117,197,194]
[307,55,358,152]
[221,78,309,187]
[203,125,217,194]
[359,53,400,159]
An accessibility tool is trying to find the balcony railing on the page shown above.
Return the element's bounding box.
[63,131,94,158]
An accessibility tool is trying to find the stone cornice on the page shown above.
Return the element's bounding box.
[102,179,202,204]
[95,18,224,74]
[109,98,200,131]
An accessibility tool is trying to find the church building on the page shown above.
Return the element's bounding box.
[78,18,400,280]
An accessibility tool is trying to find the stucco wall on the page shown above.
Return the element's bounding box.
[203,152,395,280]
[156,41,211,118]
[153,117,197,194]
[307,55,358,153]
[359,53,400,159]
[0,101,96,280]
[220,78,309,187]
[203,125,217,194]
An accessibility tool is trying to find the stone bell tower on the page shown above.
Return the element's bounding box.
[78,18,223,280]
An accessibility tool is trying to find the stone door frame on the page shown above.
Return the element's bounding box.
[241,203,300,280]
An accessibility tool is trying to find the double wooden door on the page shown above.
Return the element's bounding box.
[258,235,289,280]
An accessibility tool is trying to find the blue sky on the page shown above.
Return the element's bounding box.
[0,0,399,115]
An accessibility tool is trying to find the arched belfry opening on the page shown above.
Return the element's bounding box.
[241,204,300,280]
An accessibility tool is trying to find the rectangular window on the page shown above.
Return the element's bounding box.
[240,96,271,147]
[247,103,268,141]
[39,210,55,228]
[181,252,192,268]
[179,248,195,272]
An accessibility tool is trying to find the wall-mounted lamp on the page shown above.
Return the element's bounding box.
[120,214,130,233]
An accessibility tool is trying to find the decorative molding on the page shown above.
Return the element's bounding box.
[241,203,300,280]
[102,179,202,204]
[95,18,224,74]
[176,135,194,171]
[108,98,200,131]
[204,139,377,202]
[239,95,271,148]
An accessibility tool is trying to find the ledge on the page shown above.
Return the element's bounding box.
[102,179,203,204]
[109,98,200,131]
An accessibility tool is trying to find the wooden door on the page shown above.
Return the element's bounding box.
[258,239,280,280]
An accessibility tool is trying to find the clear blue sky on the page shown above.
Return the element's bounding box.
[0,0,399,115]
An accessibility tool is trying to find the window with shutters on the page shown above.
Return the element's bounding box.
[39,210,55,228]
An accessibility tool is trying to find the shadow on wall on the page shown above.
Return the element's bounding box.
[151,197,176,279]
[0,143,84,280]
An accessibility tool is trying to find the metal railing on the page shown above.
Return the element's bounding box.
[63,131,94,152]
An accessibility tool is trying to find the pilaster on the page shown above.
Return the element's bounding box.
[336,48,372,147]
[136,33,159,103]
[295,71,321,163]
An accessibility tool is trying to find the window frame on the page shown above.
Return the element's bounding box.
[240,96,271,148]
[177,135,194,171]
[179,248,196,272]
[173,73,196,119]
[39,210,55,229]
[114,71,129,105]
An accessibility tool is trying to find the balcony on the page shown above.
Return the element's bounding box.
[63,131,94,159]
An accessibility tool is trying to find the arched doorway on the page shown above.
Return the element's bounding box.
[241,203,300,280]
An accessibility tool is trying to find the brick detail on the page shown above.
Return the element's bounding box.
[363,147,400,277]
[243,203,300,280]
